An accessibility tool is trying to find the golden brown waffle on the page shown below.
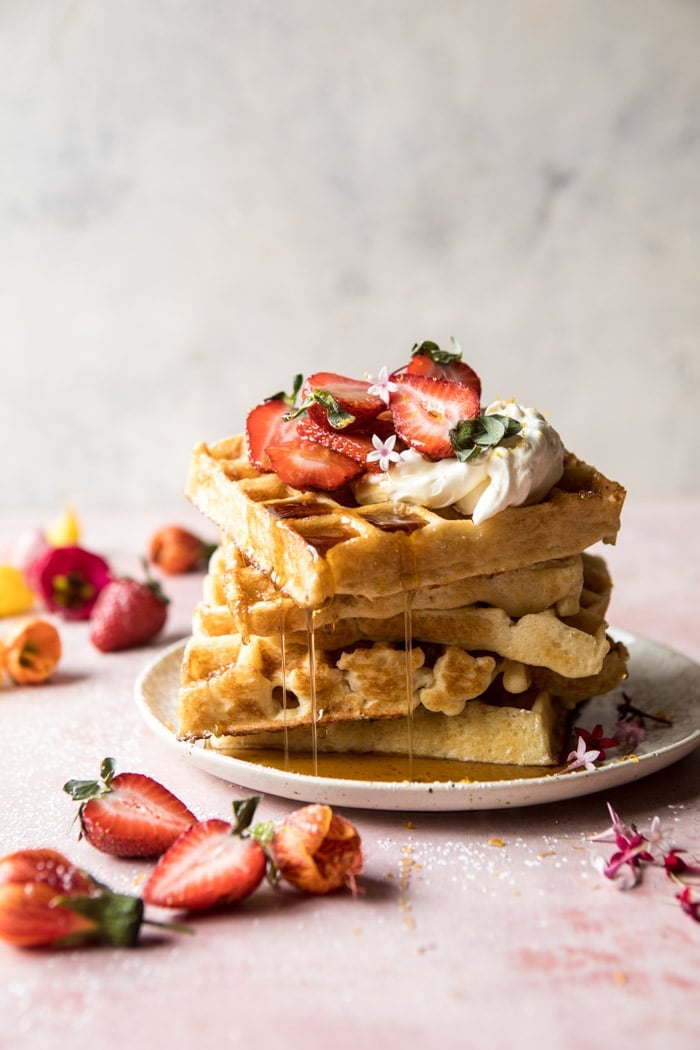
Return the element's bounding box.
[178,533,627,741]
[186,436,626,607]
[178,636,498,739]
[209,688,569,767]
[177,622,627,740]
[199,545,586,638]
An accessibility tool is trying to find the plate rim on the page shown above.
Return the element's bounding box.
[135,630,700,811]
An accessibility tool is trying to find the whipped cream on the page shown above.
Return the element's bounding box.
[353,400,565,525]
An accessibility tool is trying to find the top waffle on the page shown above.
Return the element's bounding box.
[186,435,625,607]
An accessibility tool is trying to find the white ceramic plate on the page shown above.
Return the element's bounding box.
[135,630,700,811]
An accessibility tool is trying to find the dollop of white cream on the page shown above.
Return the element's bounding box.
[353,400,565,524]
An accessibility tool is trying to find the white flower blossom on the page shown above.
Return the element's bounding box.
[366,366,398,405]
[366,433,401,472]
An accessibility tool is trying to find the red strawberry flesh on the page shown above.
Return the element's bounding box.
[398,354,481,397]
[143,818,267,911]
[267,439,363,490]
[296,416,390,472]
[80,773,196,858]
[245,399,300,471]
[390,374,480,460]
[302,372,385,431]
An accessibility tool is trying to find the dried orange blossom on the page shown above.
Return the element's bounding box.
[1,618,62,685]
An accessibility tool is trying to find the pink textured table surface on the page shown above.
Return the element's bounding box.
[0,503,698,1050]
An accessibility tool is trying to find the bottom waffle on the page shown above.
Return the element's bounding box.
[207,685,571,767]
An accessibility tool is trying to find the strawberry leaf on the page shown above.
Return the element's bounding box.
[232,795,262,835]
[58,890,144,947]
[100,756,117,786]
[411,338,462,366]
[63,757,116,802]
[450,413,523,462]
[285,389,356,429]
[265,374,303,406]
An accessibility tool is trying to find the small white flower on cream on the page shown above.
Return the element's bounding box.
[366,433,401,472]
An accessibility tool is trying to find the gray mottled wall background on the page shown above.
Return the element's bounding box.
[2,0,698,513]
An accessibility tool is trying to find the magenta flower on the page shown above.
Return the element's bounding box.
[603,831,654,886]
[664,850,700,880]
[591,802,635,844]
[614,719,646,750]
[676,886,700,923]
[573,723,618,760]
[30,546,112,621]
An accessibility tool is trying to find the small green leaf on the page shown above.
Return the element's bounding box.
[99,757,117,786]
[265,374,304,407]
[232,795,261,835]
[284,388,356,429]
[450,413,523,462]
[411,339,462,366]
[63,757,116,802]
[59,891,144,948]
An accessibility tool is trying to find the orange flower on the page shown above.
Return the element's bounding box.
[1,617,62,685]
[148,526,217,575]
[270,804,362,895]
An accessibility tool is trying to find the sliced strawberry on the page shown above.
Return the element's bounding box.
[64,758,196,858]
[245,399,300,471]
[393,340,482,398]
[301,372,385,431]
[266,438,363,490]
[390,373,480,460]
[143,804,267,911]
[296,416,396,473]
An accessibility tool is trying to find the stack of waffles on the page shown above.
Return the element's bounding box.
[176,434,628,767]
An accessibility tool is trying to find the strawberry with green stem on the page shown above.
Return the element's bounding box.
[0,848,186,949]
[143,797,267,911]
[245,374,304,471]
[393,339,482,397]
[64,757,196,858]
[389,373,481,460]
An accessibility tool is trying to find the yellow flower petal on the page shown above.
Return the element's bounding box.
[0,566,35,617]
[45,507,81,547]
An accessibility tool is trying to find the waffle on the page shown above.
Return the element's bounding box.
[197,545,586,638]
[177,549,626,738]
[209,688,570,767]
[177,625,627,743]
[186,436,625,607]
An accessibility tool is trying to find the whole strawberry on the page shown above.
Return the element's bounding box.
[148,525,217,575]
[89,566,169,652]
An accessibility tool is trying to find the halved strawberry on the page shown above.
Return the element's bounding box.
[266,438,363,490]
[300,372,385,431]
[296,416,396,473]
[143,799,267,912]
[63,758,196,858]
[394,340,482,398]
[245,400,300,471]
[390,373,480,460]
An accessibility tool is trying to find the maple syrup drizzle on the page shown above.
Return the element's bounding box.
[278,606,289,768]
[404,590,415,778]
[305,607,319,776]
